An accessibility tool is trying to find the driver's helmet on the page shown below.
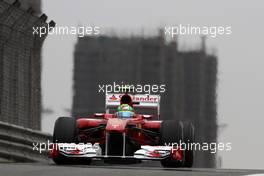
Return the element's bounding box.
[116,104,134,118]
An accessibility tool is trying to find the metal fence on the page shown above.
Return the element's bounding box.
[0,120,52,162]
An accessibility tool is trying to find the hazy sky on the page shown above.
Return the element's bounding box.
[41,0,264,169]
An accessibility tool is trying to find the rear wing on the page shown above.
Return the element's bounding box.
[105,93,161,116]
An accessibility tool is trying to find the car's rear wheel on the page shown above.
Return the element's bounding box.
[52,117,91,165]
[160,120,183,167]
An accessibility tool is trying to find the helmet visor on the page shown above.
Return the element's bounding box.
[117,111,134,118]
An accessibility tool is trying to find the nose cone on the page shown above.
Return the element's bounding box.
[106,118,128,133]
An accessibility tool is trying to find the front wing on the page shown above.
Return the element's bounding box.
[51,143,173,160]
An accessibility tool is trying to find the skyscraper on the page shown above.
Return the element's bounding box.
[4,0,41,14]
[0,0,48,130]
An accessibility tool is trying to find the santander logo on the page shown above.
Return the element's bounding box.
[108,94,159,103]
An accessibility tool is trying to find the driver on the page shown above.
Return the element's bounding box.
[116,104,134,118]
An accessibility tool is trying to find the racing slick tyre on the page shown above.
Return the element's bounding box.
[53,117,76,143]
[52,117,91,165]
[182,121,195,167]
[160,120,184,167]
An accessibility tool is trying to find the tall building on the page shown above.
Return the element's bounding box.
[4,0,41,14]
[0,0,48,130]
[72,32,217,167]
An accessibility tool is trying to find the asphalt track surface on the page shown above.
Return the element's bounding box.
[0,161,264,176]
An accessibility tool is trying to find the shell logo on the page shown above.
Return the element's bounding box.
[109,95,118,101]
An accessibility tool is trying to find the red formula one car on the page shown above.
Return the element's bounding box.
[51,93,194,167]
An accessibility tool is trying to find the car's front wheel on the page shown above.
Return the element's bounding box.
[160,120,183,167]
[52,117,91,165]
[182,121,195,167]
